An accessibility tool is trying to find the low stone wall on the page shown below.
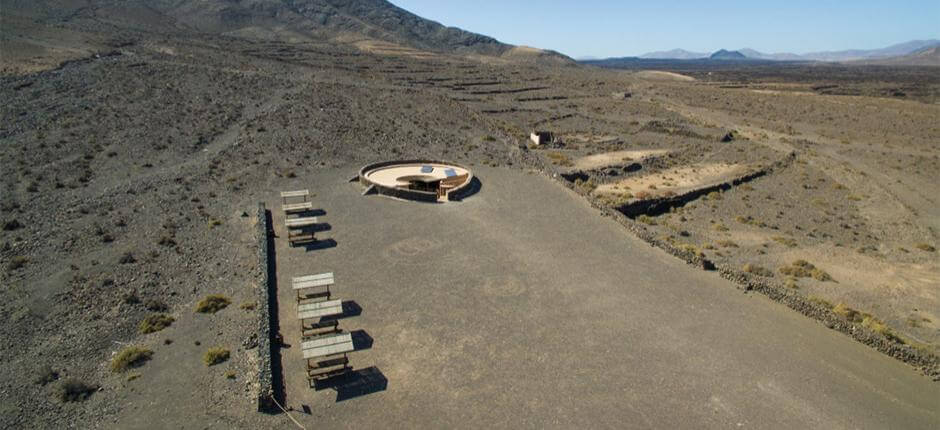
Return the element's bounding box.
[615,168,772,218]
[358,159,474,202]
[255,203,276,411]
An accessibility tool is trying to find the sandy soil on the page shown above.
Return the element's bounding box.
[572,149,672,170]
[593,162,752,197]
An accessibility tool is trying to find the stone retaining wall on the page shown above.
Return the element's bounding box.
[255,203,276,411]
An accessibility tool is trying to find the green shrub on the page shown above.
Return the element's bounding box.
[111,346,153,372]
[915,243,936,252]
[204,348,230,366]
[195,295,231,314]
[138,314,175,334]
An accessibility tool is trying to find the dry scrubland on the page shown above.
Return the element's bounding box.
[2,12,940,429]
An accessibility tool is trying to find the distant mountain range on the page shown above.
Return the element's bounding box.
[635,39,940,62]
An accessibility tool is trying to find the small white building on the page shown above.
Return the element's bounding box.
[529,131,554,146]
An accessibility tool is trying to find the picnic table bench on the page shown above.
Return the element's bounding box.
[292,272,334,302]
[285,217,318,229]
[298,299,343,337]
[282,201,314,215]
[302,333,354,381]
[285,216,319,246]
[303,333,354,360]
[281,189,309,202]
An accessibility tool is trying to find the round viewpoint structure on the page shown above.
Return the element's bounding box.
[359,160,474,203]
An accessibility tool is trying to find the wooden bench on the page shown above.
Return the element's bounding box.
[300,333,356,384]
[302,333,354,382]
[281,189,309,203]
[298,299,344,337]
[285,217,318,229]
[283,201,314,215]
[285,216,319,246]
[302,333,354,360]
[292,272,334,302]
[306,355,350,383]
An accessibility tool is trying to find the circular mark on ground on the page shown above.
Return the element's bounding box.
[383,237,443,262]
[480,275,527,298]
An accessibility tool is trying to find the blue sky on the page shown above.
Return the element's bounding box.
[390,1,940,58]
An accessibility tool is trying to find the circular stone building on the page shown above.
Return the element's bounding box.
[359,160,474,203]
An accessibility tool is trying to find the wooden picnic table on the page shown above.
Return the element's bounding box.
[285,217,318,229]
[281,189,309,201]
[282,201,314,214]
[298,299,343,321]
[293,272,333,283]
[293,272,334,302]
[302,333,354,360]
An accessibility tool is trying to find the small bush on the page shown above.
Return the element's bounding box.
[915,243,936,252]
[195,294,231,314]
[224,370,237,379]
[771,236,798,247]
[636,215,657,225]
[862,316,900,342]
[157,235,177,247]
[545,151,572,167]
[122,290,140,304]
[119,252,136,264]
[7,256,27,271]
[2,219,23,231]
[779,260,833,282]
[35,365,59,385]
[204,347,230,366]
[111,346,153,372]
[138,314,175,334]
[145,299,168,312]
[715,240,738,248]
[678,244,704,258]
[59,379,97,402]
[239,301,256,311]
[833,303,863,323]
[743,264,773,277]
[808,295,834,309]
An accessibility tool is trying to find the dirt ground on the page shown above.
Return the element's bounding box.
[2,7,939,427]
[257,167,939,428]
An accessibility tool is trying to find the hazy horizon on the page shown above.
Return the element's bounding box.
[391,0,940,58]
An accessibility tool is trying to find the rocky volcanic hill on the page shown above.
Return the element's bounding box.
[2,0,570,74]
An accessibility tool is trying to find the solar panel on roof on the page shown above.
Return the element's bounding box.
[421,166,433,173]
[444,168,457,177]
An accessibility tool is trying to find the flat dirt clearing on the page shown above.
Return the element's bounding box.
[593,162,752,197]
[264,167,938,429]
[572,149,671,170]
